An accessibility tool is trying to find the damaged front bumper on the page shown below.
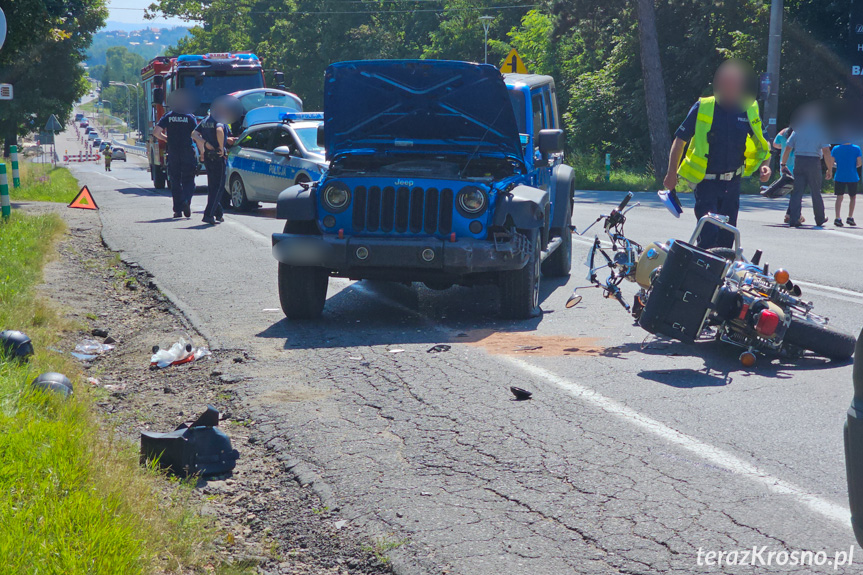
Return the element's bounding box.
[271,231,530,277]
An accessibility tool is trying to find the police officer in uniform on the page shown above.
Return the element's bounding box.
[153,91,198,218]
[664,60,772,248]
[192,100,235,225]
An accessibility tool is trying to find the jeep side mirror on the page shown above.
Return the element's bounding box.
[537,129,564,156]
[317,123,325,148]
[274,145,292,157]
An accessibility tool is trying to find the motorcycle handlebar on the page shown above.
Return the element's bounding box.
[616,192,634,212]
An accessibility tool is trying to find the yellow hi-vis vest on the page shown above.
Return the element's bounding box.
[677,96,771,184]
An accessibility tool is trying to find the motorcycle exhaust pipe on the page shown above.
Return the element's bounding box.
[844,326,863,545]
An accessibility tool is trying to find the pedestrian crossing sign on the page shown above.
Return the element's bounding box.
[68,186,98,210]
[501,49,528,75]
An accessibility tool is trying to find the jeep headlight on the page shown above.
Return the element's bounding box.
[456,186,487,215]
[321,182,351,212]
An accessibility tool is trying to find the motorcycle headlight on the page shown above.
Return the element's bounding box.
[456,186,487,215]
[321,182,351,212]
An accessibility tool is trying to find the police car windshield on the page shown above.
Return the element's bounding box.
[295,125,324,155]
[179,72,264,113]
[241,93,301,112]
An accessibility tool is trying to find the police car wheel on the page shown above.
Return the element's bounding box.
[278,263,328,319]
[499,229,541,320]
[153,165,167,189]
[230,176,257,212]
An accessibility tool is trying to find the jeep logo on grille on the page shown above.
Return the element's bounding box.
[394,179,414,187]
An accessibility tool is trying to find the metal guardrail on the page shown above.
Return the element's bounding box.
[111,137,147,157]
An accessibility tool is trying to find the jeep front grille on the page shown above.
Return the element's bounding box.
[352,186,454,235]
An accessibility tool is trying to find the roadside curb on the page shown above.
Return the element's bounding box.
[98,226,225,351]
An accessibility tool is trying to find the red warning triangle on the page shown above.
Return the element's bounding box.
[68,186,98,210]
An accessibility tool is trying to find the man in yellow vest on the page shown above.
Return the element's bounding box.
[664,60,772,248]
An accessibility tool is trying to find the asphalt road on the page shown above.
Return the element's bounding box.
[59,123,863,574]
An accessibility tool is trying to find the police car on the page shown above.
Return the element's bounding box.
[225,109,327,211]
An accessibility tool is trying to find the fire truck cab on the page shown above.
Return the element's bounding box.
[141,52,266,189]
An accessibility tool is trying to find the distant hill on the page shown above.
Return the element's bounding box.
[103,21,189,32]
[86,27,189,66]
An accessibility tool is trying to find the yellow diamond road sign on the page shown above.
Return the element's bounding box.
[501,49,528,74]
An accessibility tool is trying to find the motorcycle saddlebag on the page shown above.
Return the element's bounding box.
[638,240,727,344]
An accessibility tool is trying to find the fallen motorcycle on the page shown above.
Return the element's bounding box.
[566,192,857,366]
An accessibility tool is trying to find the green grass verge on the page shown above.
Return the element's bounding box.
[0,191,239,573]
[570,155,657,192]
[6,161,80,204]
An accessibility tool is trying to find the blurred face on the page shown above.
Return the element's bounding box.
[713,63,745,107]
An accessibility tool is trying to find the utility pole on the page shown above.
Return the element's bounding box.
[764,0,784,139]
[479,16,494,64]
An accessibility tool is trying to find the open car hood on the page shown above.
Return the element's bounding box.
[324,60,523,162]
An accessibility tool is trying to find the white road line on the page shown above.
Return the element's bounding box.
[499,356,851,527]
[795,280,863,300]
[222,219,272,245]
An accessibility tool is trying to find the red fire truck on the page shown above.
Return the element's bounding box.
[141,52,266,189]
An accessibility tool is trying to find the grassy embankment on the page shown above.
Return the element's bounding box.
[0,162,242,574]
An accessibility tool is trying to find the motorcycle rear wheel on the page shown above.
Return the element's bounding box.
[785,317,856,360]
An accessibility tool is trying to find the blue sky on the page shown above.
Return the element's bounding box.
[108,0,189,27]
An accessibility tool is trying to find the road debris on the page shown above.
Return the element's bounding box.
[31,372,73,397]
[389,349,405,354]
[150,335,210,368]
[0,330,34,360]
[140,405,239,478]
[75,338,115,355]
[514,345,543,352]
[510,386,533,401]
[426,344,451,353]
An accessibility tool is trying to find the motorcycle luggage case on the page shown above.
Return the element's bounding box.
[638,240,727,344]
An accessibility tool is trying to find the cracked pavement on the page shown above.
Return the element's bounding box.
[60,126,863,574]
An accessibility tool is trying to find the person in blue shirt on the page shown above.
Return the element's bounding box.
[830,142,862,227]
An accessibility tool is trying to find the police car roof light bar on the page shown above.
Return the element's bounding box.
[279,112,324,122]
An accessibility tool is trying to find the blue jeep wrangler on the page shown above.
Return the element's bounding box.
[272,60,574,319]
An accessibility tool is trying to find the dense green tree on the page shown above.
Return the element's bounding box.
[0,0,107,146]
[145,0,852,170]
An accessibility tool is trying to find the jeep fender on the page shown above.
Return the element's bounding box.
[549,164,575,231]
[492,185,549,230]
[276,184,317,221]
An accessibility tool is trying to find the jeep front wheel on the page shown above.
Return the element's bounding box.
[278,264,329,319]
[499,229,541,319]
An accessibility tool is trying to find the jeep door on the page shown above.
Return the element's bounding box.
[530,89,553,191]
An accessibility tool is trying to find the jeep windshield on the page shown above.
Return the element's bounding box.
[329,153,521,182]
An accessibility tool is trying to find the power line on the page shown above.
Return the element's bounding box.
[112,3,537,16]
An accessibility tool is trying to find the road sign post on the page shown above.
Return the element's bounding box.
[10,145,20,187]
[0,164,10,220]
[500,49,528,75]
